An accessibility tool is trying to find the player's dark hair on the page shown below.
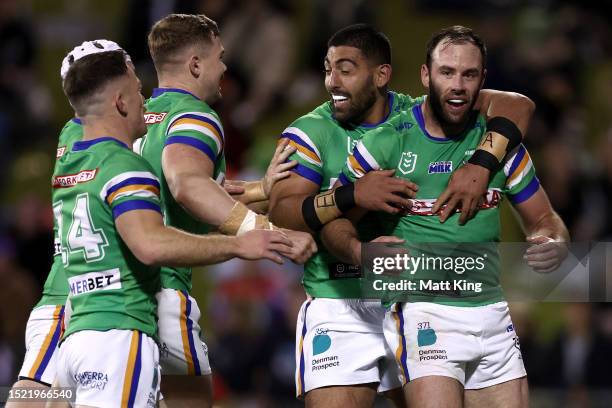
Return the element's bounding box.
[62,50,128,116]
[426,25,487,70]
[328,24,391,65]
[148,14,220,69]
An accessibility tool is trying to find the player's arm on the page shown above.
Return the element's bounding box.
[226,139,297,207]
[116,208,291,266]
[512,187,569,273]
[163,143,316,262]
[433,90,536,224]
[269,132,417,233]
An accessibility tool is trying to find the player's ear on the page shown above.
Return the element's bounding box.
[188,54,201,78]
[420,64,430,89]
[375,64,392,88]
[115,91,128,118]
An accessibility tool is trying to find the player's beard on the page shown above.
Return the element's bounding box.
[333,80,377,125]
[428,77,477,129]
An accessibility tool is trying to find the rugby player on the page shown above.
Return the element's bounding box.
[139,14,317,407]
[51,46,293,407]
[268,24,536,407]
[326,25,569,408]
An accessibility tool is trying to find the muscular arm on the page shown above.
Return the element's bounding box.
[162,143,235,226]
[512,187,569,242]
[475,89,535,135]
[512,187,569,273]
[319,211,364,265]
[116,209,290,266]
[269,172,320,233]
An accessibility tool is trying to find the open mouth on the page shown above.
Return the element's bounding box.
[446,98,468,112]
[331,94,350,108]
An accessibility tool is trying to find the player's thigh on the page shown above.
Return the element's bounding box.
[405,376,463,408]
[5,379,50,408]
[382,386,407,408]
[305,383,378,408]
[160,374,212,408]
[464,377,528,408]
[156,289,211,376]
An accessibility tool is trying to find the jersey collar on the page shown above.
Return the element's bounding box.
[412,102,473,143]
[151,87,201,100]
[358,91,395,128]
[72,137,129,151]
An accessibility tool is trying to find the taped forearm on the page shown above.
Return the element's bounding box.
[469,117,523,172]
[218,201,275,235]
[301,184,356,231]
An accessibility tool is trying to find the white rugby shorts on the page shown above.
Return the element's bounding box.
[56,329,160,407]
[295,298,402,397]
[18,305,65,385]
[156,288,211,376]
[384,301,526,389]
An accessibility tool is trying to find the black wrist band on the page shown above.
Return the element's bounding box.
[302,196,322,231]
[468,149,500,172]
[487,116,523,153]
[335,183,356,212]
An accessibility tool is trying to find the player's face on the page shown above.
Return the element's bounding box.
[199,36,226,105]
[324,46,378,124]
[125,66,147,139]
[422,41,485,127]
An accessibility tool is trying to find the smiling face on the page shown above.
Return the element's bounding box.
[197,35,226,105]
[421,40,486,127]
[324,45,379,124]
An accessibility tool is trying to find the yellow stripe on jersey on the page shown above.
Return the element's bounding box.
[28,305,63,379]
[106,184,160,205]
[507,152,530,184]
[178,291,196,375]
[121,330,140,408]
[169,118,223,151]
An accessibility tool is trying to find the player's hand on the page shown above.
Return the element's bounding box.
[262,139,297,197]
[278,229,317,264]
[223,179,246,195]
[354,170,418,214]
[432,163,489,225]
[524,235,568,273]
[236,229,293,264]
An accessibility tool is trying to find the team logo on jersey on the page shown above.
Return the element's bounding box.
[398,152,418,174]
[347,137,359,154]
[53,169,98,188]
[56,146,66,158]
[144,112,167,124]
[428,161,453,174]
[313,328,332,355]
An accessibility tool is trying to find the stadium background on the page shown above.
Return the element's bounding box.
[0,0,611,406]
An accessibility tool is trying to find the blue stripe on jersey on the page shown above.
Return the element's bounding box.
[72,137,128,151]
[291,164,323,186]
[353,147,373,172]
[112,200,161,219]
[165,135,217,162]
[507,146,527,177]
[508,177,540,204]
[338,173,351,186]
[71,118,82,125]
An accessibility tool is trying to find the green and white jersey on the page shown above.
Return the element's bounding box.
[340,100,540,306]
[139,88,226,292]
[36,118,83,308]
[281,92,423,299]
[53,137,162,339]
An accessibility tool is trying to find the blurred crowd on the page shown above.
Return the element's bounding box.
[0,0,611,406]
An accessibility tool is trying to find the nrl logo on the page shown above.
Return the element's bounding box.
[398,152,418,174]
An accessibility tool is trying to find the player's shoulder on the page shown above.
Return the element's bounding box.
[392,92,426,110]
[284,102,335,142]
[146,90,222,127]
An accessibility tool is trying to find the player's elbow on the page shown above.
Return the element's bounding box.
[167,176,193,208]
[129,239,165,266]
[511,93,536,119]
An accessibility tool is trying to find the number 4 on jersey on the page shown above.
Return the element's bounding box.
[66,193,109,263]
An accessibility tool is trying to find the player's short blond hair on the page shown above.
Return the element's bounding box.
[147,14,219,69]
